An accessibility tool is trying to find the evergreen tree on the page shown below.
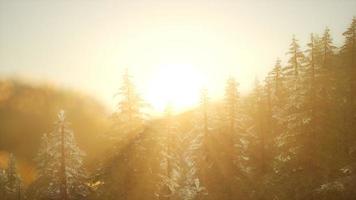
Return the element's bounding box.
[275,35,314,200]
[248,79,267,173]
[245,78,282,200]
[159,130,206,200]
[303,34,326,185]
[0,168,7,197]
[225,78,240,133]
[320,27,336,69]
[221,77,246,199]
[30,110,90,200]
[266,58,285,104]
[112,68,146,138]
[3,154,23,200]
[95,69,152,200]
[285,36,305,78]
[341,17,356,153]
[156,105,179,199]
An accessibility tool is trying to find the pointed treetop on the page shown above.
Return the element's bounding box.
[8,153,16,166]
[58,109,66,122]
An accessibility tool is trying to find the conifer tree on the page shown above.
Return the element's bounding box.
[159,131,206,200]
[286,36,305,78]
[303,34,325,182]
[95,70,151,200]
[342,17,356,110]
[341,17,356,151]
[156,105,179,199]
[321,27,336,69]
[225,78,240,133]
[275,36,312,200]
[221,77,246,199]
[264,58,286,144]
[4,154,22,200]
[245,79,278,200]
[0,168,7,198]
[283,35,305,113]
[112,69,146,137]
[248,79,266,171]
[319,27,337,125]
[266,58,284,104]
[30,110,89,200]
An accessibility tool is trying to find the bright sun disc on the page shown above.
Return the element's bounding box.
[145,64,205,113]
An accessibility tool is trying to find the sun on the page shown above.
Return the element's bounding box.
[145,64,205,113]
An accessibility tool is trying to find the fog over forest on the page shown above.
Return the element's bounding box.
[0,1,356,200]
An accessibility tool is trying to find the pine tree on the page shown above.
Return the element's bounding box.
[4,154,22,200]
[280,36,306,145]
[319,27,337,130]
[342,17,356,112]
[112,68,146,138]
[321,27,336,69]
[283,35,305,113]
[286,36,305,78]
[266,58,284,104]
[225,78,240,133]
[221,77,246,199]
[264,58,286,149]
[341,17,356,152]
[0,168,7,198]
[95,70,152,200]
[303,34,326,183]
[244,79,279,200]
[156,105,179,199]
[304,33,318,147]
[275,35,314,200]
[282,35,305,117]
[159,131,206,200]
[30,110,90,200]
[248,79,267,172]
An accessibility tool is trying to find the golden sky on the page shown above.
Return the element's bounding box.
[0,0,355,112]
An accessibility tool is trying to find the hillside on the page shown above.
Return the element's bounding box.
[0,79,112,183]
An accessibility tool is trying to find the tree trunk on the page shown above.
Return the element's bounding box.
[60,123,68,200]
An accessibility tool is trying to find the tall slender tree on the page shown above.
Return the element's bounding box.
[341,17,356,151]
[30,110,89,200]
[225,78,240,133]
[4,154,22,200]
[112,69,146,137]
[0,168,7,198]
[222,77,246,199]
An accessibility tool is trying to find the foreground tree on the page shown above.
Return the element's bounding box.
[0,168,7,197]
[28,110,90,200]
[3,154,23,200]
[158,128,206,200]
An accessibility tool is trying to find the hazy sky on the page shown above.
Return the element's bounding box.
[0,0,355,112]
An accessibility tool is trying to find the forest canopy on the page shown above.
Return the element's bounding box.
[0,10,355,200]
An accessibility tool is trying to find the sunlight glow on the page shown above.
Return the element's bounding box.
[145,64,206,113]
